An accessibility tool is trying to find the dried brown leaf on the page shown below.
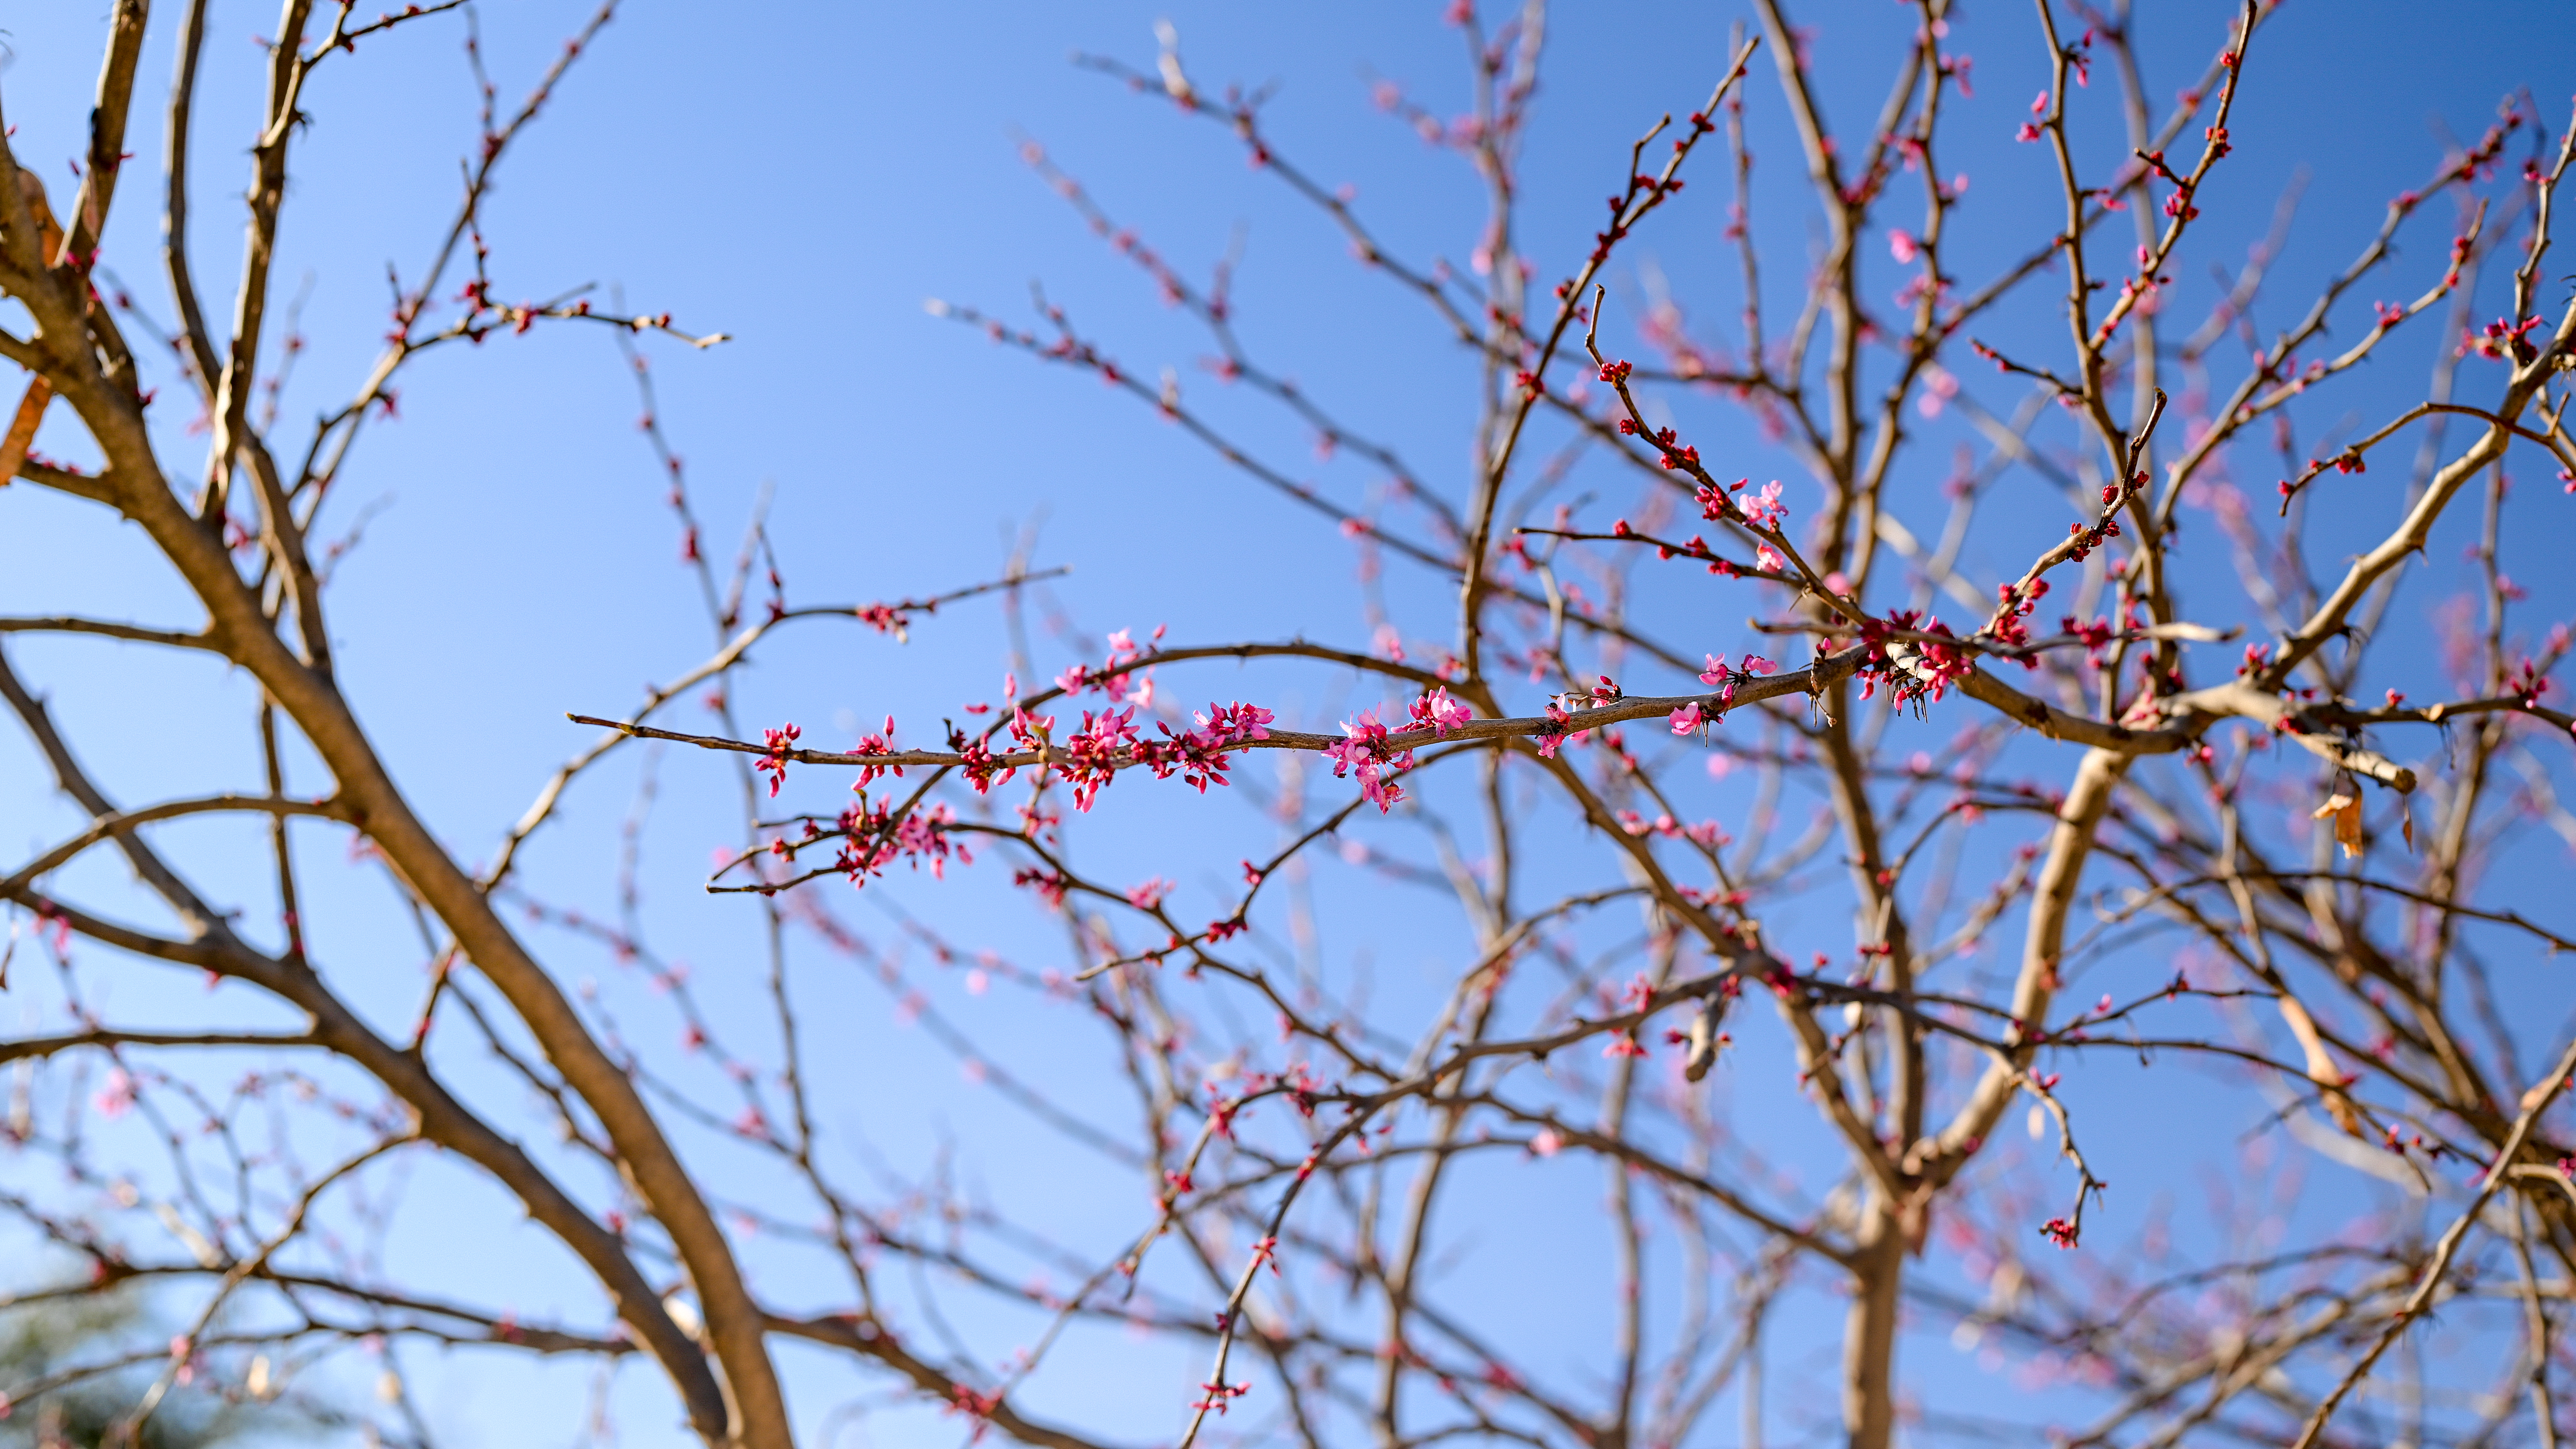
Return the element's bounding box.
[2279,995,2363,1137]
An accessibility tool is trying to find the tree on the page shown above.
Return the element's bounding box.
[3,1,2574,1447]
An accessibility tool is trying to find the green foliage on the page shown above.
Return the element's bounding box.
[0,1289,306,1449]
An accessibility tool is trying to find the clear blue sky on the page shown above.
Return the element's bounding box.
[3,1,2573,1444]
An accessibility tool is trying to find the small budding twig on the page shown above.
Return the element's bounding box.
[2275,397,2576,514]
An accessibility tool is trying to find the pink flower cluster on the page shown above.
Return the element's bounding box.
[1325,709,1413,811]
[959,698,1276,809]
[1059,707,1142,812]
[1738,479,1789,530]
[1133,700,1278,796]
[850,716,903,790]
[1407,685,1473,735]
[755,722,800,798]
[1693,652,1775,714]
[833,798,969,888]
[1985,578,2049,660]
[1321,690,1475,810]
[1841,610,1970,705]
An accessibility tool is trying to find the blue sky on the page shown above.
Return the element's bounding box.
[3,1,2575,1445]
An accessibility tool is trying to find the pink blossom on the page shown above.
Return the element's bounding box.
[1755,544,1784,572]
[835,800,972,886]
[1888,228,1919,263]
[1699,654,1729,686]
[1127,877,1173,911]
[1740,480,1789,529]
[1131,701,1275,796]
[1324,709,1413,811]
[94,1068,137,1119]
[1195,701,1273,743]
[1409,686,1473,736]
[1670,702,1705,734]
[754,722,801,798]
[850,717,902,790]
[1061,707,1140,811]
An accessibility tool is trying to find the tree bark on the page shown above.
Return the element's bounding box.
[1843,1196,1903,1449]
